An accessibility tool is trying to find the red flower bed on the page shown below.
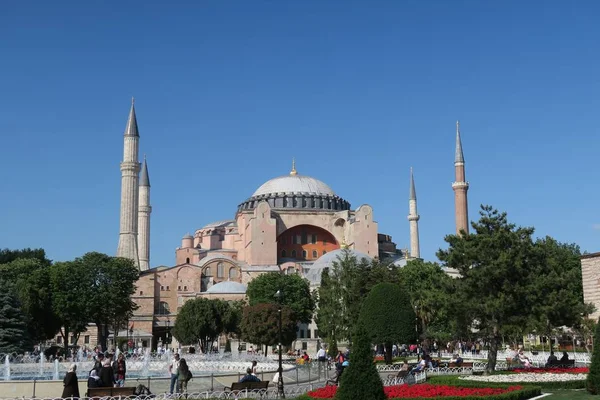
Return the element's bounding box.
[306,384,523,398]
[512,367,589,374]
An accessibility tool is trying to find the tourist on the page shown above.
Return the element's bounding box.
[177,358,191,397]
[399,360,410,371]
[99,359,115,387]
[561,351,570,362]
[112,353,127,387]
[240,368,261,383]
[92,353,104,376]
[547,351,558,365]
[61,364,80,399]
[169,353,180,394]
[87,369,101,389]
[251,360,258,375]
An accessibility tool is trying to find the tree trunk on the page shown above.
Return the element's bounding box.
[264,344,269,356]
[486,334,499,375]
[62,327,69,358]
[384,342,393,365]
[97,324,109,352]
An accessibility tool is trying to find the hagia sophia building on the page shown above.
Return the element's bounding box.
[113,100,470,353]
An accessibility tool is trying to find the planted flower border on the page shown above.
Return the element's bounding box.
[458,367,588,390]
[296,382,540,400]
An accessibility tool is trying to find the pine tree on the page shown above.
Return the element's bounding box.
[335,322,385,400]
[0,280,32,354]
[327,334,338,358]
[587,317,600,394]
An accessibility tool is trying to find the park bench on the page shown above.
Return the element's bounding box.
[546,359,576,368]
[386,370,409,381]
[225,381,270,393]
[448,362,473,369]
[87,386,136,399]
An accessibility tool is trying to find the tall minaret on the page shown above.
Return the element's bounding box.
[116,98,141,267]
[452,121,470,235]
[407,167,420,258]
[138,156,152,271]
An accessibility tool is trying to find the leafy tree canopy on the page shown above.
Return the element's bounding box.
[0,279,32,354]
[239,303,297,355]
[246,272,314,324]
[0,248,51,268]
[359,283,415,364]
[172,298,240,353]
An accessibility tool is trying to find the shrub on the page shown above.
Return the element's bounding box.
[335,322,385,400]
[588,318,600,394]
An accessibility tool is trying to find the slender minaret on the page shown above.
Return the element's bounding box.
[116,98,141,267]
[138,156,152,270]
[407,167,420,258]
[452,121,470,235]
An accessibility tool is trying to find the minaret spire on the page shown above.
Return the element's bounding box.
[290,157,297,176]
[117,99,141,268]
[138,156,152,270]
[452,120,470,235]
[407,167,420,258]
[455,121,464,163]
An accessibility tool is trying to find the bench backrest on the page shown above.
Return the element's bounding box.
[230,381,269,390]
[449,362,473,368]
[548,359,575,367]
[87,387,136,396]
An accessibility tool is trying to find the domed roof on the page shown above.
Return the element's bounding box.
[252,159,335,197]
[305,248,372,284]
[202,220,237,229]
[253,174,335,197]
[205,281,247,294]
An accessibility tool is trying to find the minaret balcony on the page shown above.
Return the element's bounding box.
[452,181,470,189]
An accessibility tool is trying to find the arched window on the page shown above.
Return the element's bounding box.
[217,262,224,278]
[291,250,297,258]
[229,267,237,280]
[312,250,318,259]
[186,257,190,264]
[322,250,327,255]
[281,249,287,258]
[302,250,307,259]
[287,266,296,274]
[156,301,170,315]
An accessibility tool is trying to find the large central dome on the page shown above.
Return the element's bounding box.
[253,174,335,197]
[238,160,350,212]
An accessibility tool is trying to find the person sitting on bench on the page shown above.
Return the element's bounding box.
[546,351,558,365]
[240,368,261,383]
[560,352,570,363]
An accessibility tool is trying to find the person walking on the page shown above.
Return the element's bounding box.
[61,364,80,399]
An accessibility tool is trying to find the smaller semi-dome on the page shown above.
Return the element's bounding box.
[182,233,193,239]
[206,281,247,294]
[202,220,237,229]
[305,248,372,284]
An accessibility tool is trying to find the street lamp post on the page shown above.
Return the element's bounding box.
[414,305,419,360]
[275,290,285,398]
[166,317,171,351]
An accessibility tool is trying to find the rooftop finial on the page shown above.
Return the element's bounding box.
[290,157,297,176]
[132,96,135,105]
[455,120,465,163]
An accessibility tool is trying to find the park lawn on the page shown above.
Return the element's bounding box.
[543,389,596,399]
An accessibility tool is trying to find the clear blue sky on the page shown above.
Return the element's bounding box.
[1,1,599,267]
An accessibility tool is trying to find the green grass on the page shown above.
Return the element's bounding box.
[542,389,597,399]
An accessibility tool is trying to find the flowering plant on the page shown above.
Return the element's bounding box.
[511,367,589,374]
[306,384,523,398]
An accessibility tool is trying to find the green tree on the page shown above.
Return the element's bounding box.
[316,250,400,343]
[0,248,51,268]
[399,259,455,340]
[587,317,600,394]
[528,237,591,337]
[172,298,237,352]
[359,283,415,364]
[80,253,139,350]
[335,322,385,400]
[239,303,297,355]
[0,279,32,354]
[246,272,314,324]
[437,205,537,373]
[49,261,93,354]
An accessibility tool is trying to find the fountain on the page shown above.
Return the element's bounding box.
[38,354,44,378]
[141,348,150,377]
[4,355,10,381]
[77,348,84,363]
[53,359,59,380]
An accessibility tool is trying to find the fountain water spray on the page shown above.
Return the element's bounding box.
[39,354,45,378]
[53,359,59,380]
[141,348,151,377]
[4,355,10,381]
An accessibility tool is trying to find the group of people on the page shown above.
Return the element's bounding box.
[60,352,128,398]
[168,353,193,396]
